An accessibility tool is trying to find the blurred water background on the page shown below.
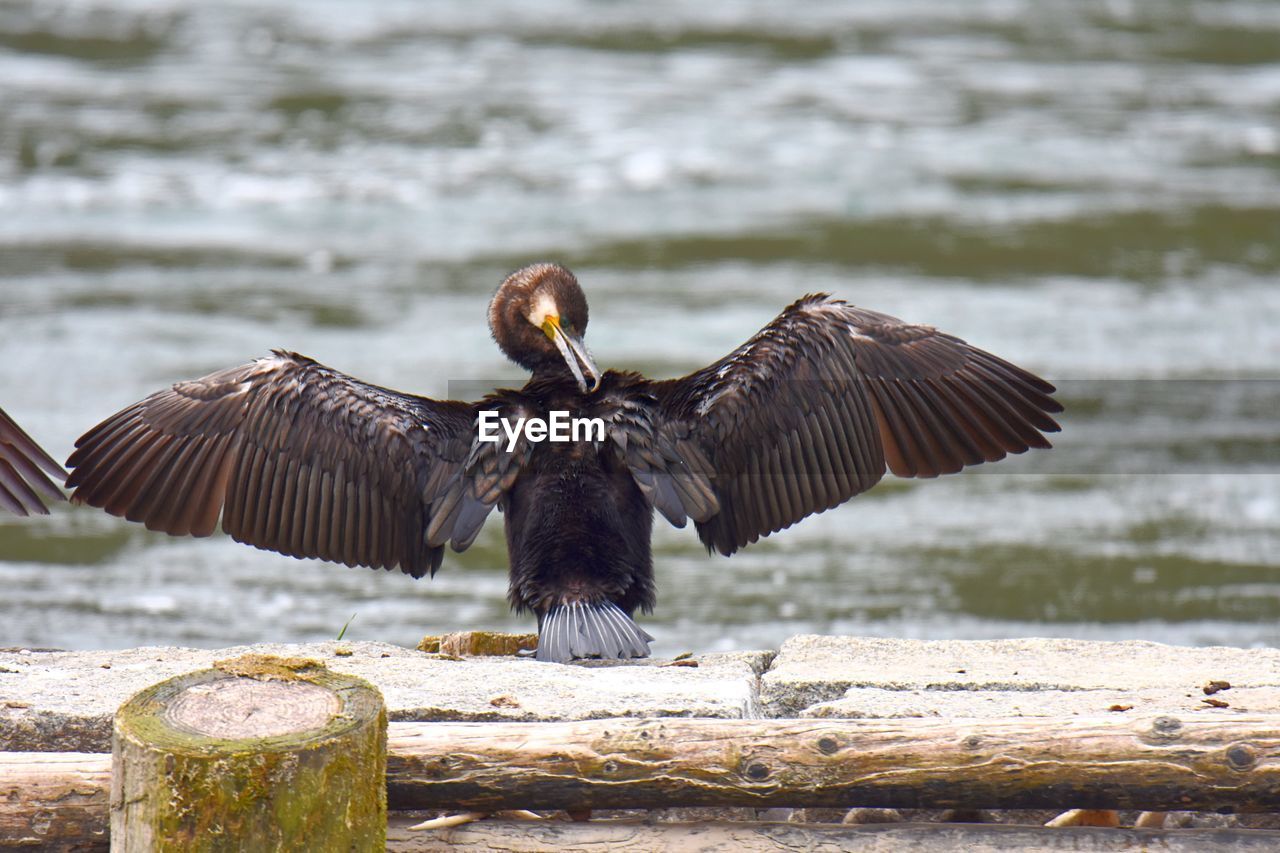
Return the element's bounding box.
[1,0,1277,655]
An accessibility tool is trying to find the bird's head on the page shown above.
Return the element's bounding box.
[488,263,601,393]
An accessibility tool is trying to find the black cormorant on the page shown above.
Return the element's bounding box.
[66,264,1062,661]
[0,407,65,516]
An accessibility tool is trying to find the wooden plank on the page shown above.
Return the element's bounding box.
[0,752,109,849]
[386,714,1280,811]
[384,818,1280,852]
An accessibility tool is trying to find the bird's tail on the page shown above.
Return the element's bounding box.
[536,600,653,663]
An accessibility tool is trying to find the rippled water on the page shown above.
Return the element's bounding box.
[1,0,1278,655]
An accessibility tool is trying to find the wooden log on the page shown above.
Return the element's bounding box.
[8,711,1280,846]
[386,714,1280,812]
[0,752,109,849]
[110,655,386,852]
[383,817,1280,852]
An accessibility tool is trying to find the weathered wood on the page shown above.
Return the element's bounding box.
[386,714,1280,812]
[8,711,1280,846]
[0,752,109,849]
[383,818,1280,852]
[110,656,386,852]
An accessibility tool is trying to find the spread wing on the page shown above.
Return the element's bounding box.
[0,407,66,516]
[66,351,487,578]
[651,294,1063,556]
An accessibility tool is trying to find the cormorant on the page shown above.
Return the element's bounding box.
[0,407,65,516]
[66,263,1062,661]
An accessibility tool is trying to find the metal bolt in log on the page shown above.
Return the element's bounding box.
[110,654,386,852]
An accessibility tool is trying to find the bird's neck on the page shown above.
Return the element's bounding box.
[520,366,600,401]
[528,361,580,388]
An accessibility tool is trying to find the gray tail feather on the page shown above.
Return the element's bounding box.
[536,601,654,663]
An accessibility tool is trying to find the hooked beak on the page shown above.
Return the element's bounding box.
[541,315,601,393]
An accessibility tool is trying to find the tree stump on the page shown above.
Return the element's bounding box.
[110,654,386,852]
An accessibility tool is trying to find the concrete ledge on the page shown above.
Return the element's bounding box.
[2,635,1275,753]
[0,641,769,752]
[761,635,1280,718]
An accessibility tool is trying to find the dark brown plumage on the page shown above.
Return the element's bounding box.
[0,407,66,516]
[67,263,1062,661]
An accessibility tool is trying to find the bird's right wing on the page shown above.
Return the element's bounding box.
[651,295,1062,556]
[67,351,481,578]
[0,407,66,516]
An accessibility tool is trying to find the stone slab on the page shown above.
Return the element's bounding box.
[8,634,1280,751]
[800,686,1280,718]
[761,635,1280,718]
[0,641,767,752]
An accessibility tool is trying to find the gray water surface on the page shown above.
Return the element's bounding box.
[1,0,1278,655]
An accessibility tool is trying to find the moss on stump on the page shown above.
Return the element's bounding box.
[110,654,386,852]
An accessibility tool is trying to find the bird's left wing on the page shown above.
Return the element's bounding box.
[67,351,481,578]
[0,407,66,516]
[651,295,1063,556]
